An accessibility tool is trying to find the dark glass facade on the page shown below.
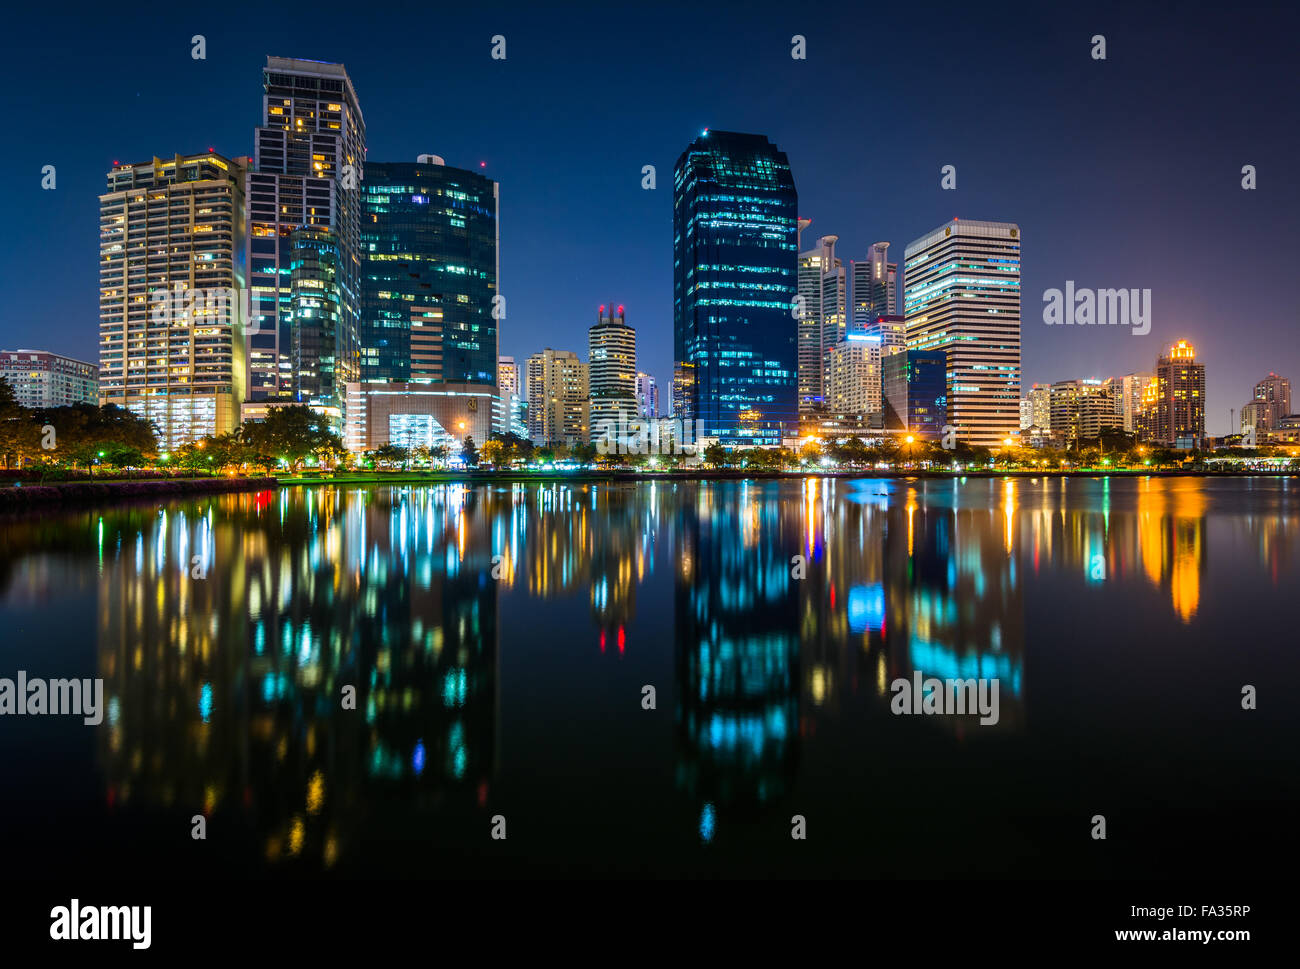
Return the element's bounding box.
[361,160,499,385]
[883,349,948,438]
[289,227,343,405]
[673,131,798,446]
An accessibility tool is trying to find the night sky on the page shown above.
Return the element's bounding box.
[3,0,1296,434]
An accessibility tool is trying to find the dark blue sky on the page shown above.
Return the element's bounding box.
[2,0,1296,433]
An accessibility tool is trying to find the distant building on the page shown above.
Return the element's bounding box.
[0,351,99,409]
[1050,379,1121,445]
[1019,397,1034,430]
[343,382,493,453]
[850,241,897,327]
[827,332,882,416]
[1141,341,1205,446]
[634,372,658,419]
[525,348,588,445]
[496,356,525,438]
[1025,383,1051,433]
[882,349,947,439]
[796,234,831,412]
[904,219,1021,447]
[673,130,798,445]
[1245,372,1291,433]
[587,305,637,444]
[1105,372,1153,433]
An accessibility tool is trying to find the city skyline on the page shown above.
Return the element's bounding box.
[2,2,1297,436]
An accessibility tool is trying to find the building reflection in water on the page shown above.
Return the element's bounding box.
[3,474,1279,867]
[96,486,498,869]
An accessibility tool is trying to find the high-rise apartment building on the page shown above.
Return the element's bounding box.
[796,236,831,412]
[247,57,365,415]
[1248,372,1291,432]
[1141,341,1205,446]
[904,219,1021,447]
[588,305,638,444]
[0,351,99,409]
[818,237,847,401]
[827,333,882,416]
[1103,372,1153,434]
[99,152,248,447]
[498,356,519,396]
[1025,383,1051,432]
[360,156,499,386]
[1049,379,1121,445]
[673,130,798,446]
[525,348,588,445]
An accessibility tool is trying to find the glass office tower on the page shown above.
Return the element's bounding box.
[673,131,799,446]
[360,156,499,386]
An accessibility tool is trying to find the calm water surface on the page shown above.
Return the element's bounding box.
[1,477,1296,877]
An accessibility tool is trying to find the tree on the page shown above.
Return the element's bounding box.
[492,431,534,463]
[480,439,505,467]
[0,377,41,469]
[461,435,480,467]
[242,406,340,470]
[368,443,409,466]
[703,442,727,468]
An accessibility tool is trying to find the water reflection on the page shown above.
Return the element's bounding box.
[0,476,1296,874]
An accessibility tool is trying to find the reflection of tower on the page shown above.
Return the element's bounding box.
[798,479,885,722]
[588,487,641,642]
[879,482,1026,733]
[674,482,801,818]
[96,484,501,871]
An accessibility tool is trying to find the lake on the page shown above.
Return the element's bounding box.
[1,476,1296,877]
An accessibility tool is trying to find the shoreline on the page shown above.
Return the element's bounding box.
[276,468,1300,485]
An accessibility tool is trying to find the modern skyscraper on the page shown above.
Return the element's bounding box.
[360,156,499,386]
[247,57,365,413]
[851,241,897,328]
[819,237,847,405]
[904,219,1021,447]
[673,130,798,446]
[882,349,947,439]
[1141,340,1205,446]
[99,152,248,447]
[0,351,99,408]
[525,348,588,445]
[634,372,659,419]
[588,305,638,444]
[288,227,343,411]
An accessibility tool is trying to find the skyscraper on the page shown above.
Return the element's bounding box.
[673,130,798,446]
[247,57,365,415]
[882,349,947,439]
[904,219,1021,447]
[1049,379,1121,445]
[587,305,638,444]
[99,152,248,447]
[360,156,499,386]
[1142,340,1205,446]
[851,241,897,328]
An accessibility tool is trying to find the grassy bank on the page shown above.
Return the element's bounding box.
[0,476,278,511]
